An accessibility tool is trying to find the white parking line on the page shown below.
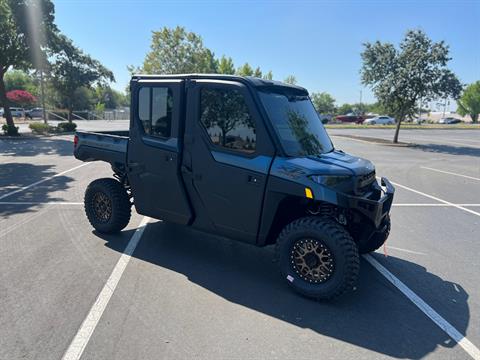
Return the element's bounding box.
[364,254,480,360]
[421,167,480,181]
[62,216,151,360]
[330,135,381,145]
[409,137,480,149]
[0,163,91,201]
[379,177,480,218]
[385,246,426,255]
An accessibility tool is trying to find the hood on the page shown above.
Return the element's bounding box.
[272,151,375,179]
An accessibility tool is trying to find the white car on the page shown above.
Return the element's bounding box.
[363,116,395,125]
[1,107,25,117]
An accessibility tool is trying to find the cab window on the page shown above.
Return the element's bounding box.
[138,87,173,138]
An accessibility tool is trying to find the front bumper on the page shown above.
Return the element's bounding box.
[338,177,395,228]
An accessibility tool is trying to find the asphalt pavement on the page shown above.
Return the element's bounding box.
[1,127,479,359]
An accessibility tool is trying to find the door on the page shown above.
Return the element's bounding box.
[127,80,192,224]
[183,79,275,243]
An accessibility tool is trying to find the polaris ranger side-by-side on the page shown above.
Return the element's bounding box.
[74,74,394,300]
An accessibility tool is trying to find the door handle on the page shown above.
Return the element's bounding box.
[247,174,260,185]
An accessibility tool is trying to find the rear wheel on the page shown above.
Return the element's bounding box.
[276,217,359,300]
[84,178,131,233]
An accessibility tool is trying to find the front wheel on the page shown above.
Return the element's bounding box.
[276,217,359,301]
[84,178,131,233]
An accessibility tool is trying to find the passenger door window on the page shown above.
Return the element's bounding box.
[199,87,256,154]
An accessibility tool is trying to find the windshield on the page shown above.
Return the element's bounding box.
[258,89,334,156]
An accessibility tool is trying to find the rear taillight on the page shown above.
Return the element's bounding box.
[73,134,78,147]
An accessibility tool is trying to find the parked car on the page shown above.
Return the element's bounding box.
[335,114,365,124]
[439,117,462,124]
[1,107,25,117]
[363,116,395,125]
[26,108,44,119]
[74,74,395,301]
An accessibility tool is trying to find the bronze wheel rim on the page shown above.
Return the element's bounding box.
[291,239,335,283]
[93,192,112,222]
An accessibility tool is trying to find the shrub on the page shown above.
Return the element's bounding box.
[29,122,53,134]
[2,124,19,136]
[57,122,77,132]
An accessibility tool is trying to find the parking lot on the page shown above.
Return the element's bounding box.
[1,126,479,359]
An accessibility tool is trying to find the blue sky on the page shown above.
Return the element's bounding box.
[53,0,479,107]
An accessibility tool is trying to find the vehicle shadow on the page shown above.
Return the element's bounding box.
[0,136,73,157]
[415,143,480,157]
[102,221,469,359]
[0,163,74,217]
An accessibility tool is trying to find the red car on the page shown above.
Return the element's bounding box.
[335,114,366,124]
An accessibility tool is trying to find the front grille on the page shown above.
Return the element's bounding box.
[356,171,376,194]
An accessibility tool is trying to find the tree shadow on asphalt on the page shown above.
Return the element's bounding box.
[101,221,470,359]
[0,163,74,217]
[0,136,73,157]
[415,143,480,157]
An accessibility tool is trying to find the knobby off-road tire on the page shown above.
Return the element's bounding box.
[84,178,131,233]
[358,215,391,254]
[276,216,359,301]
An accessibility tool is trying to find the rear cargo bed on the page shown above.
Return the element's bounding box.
[74,131,128,168]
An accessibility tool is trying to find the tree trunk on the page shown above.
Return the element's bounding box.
[393,117,402,143]
[472,113,478,124]
[68,108,73,123]
[0,73,16,132]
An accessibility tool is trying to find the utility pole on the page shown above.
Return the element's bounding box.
[40,69,47,124]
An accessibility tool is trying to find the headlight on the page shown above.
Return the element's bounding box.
[310,175,352,186]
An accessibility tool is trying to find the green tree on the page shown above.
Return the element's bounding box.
[217,55,235,75]
[364,102,388,115]
[135,26,217,74]
[236,63,254,76]
[311,92,336,114]
[253,67,262,78]
[50,36,114,121]
[457,81,480,123]
[4,70,38,94]
[0,0,59,134]
[93,86,128,109]
[284,75,297,85]
[361,29,462,143]
[263,70,273,80]
[336,103,353,115]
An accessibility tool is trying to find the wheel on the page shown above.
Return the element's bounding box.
[84,178,131,233]
[358,215,391,254]
[276,217,359,300]
[370,121,376,125]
